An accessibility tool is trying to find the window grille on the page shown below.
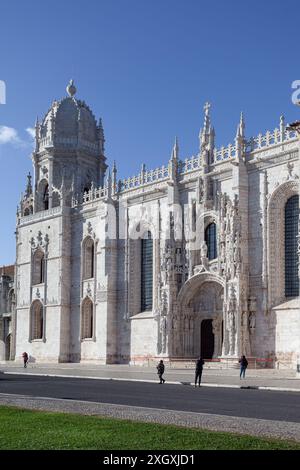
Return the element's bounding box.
[205,223,217,260]
[141,232,153,311]
[285,195,299,297]
[82,298,93,339]
[32,301,43,340]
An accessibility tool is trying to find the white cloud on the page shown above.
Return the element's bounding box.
[0,125,35,148]
[26,127,35,139]
[0,126,21,145]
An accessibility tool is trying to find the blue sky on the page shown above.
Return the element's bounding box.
[0,0,300,264]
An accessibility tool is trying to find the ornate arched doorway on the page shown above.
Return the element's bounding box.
[173,273,225,359]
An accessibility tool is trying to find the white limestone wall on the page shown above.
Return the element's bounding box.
[69,205,117,363]
[15,306,62,362]
[129,315,158,364]
[273,300,300,368]
[15,213,68,362]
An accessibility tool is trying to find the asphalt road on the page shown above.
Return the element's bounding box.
[1,374,300,423]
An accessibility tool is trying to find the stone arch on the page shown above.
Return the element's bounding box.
[32,249,45,285]
[81,296,94,340]
[7,288,15,313]
[82,236,95,280]
[178,272,225,306]
[268,180,299,307]
[36,179,49,211]
[30,300,44,340]
[173,273,225,358]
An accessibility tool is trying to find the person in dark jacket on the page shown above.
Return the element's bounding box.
[157,360,165,384]
[239,355,248,379]
[22,352,29,368]
[195,357,205,387]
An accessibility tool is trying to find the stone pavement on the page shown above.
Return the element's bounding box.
[1,362,300,392]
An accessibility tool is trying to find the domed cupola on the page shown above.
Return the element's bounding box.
[32,81,107,212]
[38,80,102,155]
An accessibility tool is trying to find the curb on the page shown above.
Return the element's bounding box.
[3,371,300,393]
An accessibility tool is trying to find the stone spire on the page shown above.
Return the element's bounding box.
[280,115,285,141]
[199,102,211,147]
[199,102,215,166]
[169,137,179,182]
[235,112,246,160]
[236,112,245,140]
[66,79,77,97]
[171,136,179,161]
[25,173,32,198]
[112,161,117,195]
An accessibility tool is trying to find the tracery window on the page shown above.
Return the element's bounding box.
[43,184,49,210]
[285,195,299,297]
[205,223,217,261]
[32,250,45,285]
[83,237,95,279]
[81,297,93,339]
[31,300,43,340]
[141,231,153,312]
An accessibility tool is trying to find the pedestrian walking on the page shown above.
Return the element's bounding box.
[22,352,29,368]
[195,357,205,387]
[239,355,248,379]
[156,360,165,384]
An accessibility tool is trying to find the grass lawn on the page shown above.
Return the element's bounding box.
[0,405,299,450]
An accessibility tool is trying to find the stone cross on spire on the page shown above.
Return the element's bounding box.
[204,101,211,116]
[202,102,211,138]
[199,101,212,150]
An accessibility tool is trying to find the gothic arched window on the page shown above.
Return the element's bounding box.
[7,289,15,313]
[81,298,94,339]
[205,223,217,261]
[285,195,299,297]
[43,184,49,210]
[31,300,43,340]
[32,250,45,285]
[82,237,95,279]
[141,231,153,311]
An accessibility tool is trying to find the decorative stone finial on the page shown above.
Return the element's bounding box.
[171,136,179,160]
[66,79,76,97]
[236,112,245,139]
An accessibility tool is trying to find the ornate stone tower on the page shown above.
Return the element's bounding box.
[32,80,107,212]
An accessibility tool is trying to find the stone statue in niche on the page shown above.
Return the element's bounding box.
[249,312,256,333]
[175,248,182,266]
[160,315,167,354]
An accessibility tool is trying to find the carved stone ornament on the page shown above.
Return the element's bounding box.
[30,231,49,251]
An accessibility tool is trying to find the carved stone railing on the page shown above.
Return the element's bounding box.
[19,206,61,224]
[38,118,299,205]
[119,164,169,192]
[214,143,237,162]
[179,156,200,174]
[246,128,297,152]
[72,186,108,207]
